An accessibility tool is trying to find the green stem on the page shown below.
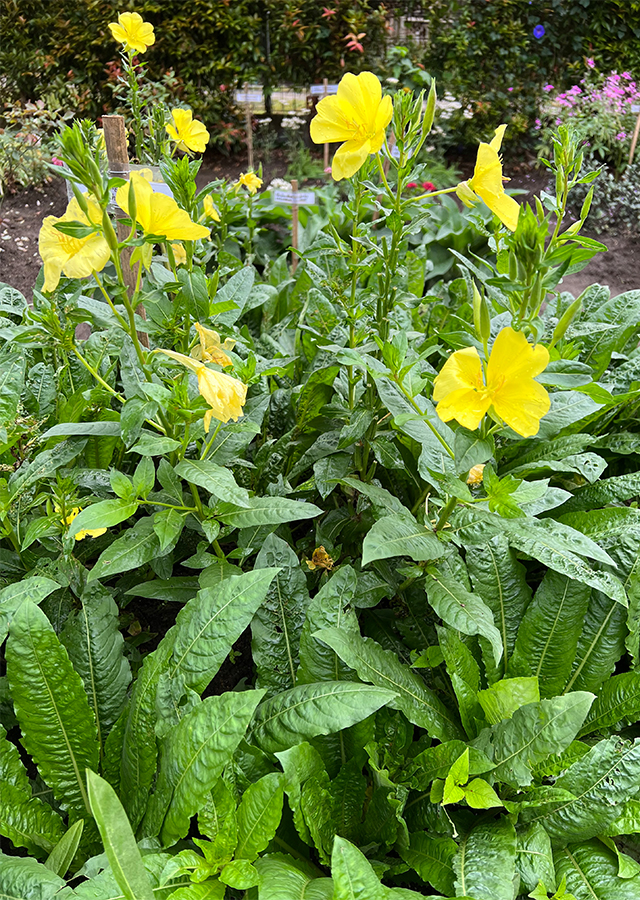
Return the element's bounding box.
[395,377,455,460]
[435,496,457,532]
[72,347,124,401]
[200,419,222,460]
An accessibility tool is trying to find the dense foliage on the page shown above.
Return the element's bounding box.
[4,57,640,900]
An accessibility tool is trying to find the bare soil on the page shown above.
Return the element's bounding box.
[1,153,638,299]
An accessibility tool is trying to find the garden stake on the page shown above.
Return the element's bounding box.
[102,114,149,348]
[245,101,254,171]
[323,79,330,170]
[291,179,299,273]
[629,109,640,166]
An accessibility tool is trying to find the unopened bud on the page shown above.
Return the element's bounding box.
[422,79,436,137]
[472,282,491,344]
[71,183,90,218]
[127,178,137,223]
[456,180,477,209]
[552,296,582,346]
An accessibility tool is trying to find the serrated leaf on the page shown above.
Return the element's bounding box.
[143,690,263,846]
[251,681,396,754]
[87,769,155,900]
[510,571,591,698]
[175,459,250,507]
[454,817,516,900]
[252,536,309,698]
[236,772,285,861]
[60,583,131,749]
[217,496,322,528]
[473,692,594,787]
[6,602,99,815]
[314,628,462,742]
[426,569,503,665]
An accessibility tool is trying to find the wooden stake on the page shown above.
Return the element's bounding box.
[629,109,640,166]
[291,179,299,273]
[101,114,148,348]
[245,102,254,171]
[323,78,330,171]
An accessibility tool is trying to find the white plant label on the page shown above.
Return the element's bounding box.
[310,84,339,96]
[272,189,316,206]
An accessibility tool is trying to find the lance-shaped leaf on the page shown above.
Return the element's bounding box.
[555,838,640,899]
[251,682,396,754]
[175,459,250,507]
[523,737,640,845]
[236,772,286,861]
[253,853,334,900]
[0,782,64,857]
[61,583,131,748]
[565,591,628,694]
[510,571,591,698]
[473,692,594,787]
[453,818,516,900]
[515,822,555,894]
[44,819,84,877]
[88,517,173,583]
[362,513,446,566]
[580,671,640,736]
[252,536,308,698]
[6,601,99,815]
[0,576,60,644]
[143,690,263,846]
[426,569,503,665]
[0,855,67,899]
[0,353,25,427]
[315,628,463,742]
[400,833,457,897]
[217,496,322,528]
[331,835,386,900]
[87,769,155,900]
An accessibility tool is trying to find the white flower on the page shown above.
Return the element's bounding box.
[386,77,399,84]
[269,178,292,190]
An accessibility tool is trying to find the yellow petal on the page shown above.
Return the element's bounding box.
[331,138,371,181]
[310,96,359,144]
[435,388,492,431]
[491,380,551,437]
[203,195,220,222]
[474,187,520,232]
[487,327,549,386]
[486,327,550,437]
[489,124,507,152]
[470,143,504,196]
[336,72,382,133]
[197,368,247,424]
[433,346,483,401]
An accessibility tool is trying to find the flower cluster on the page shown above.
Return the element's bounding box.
[281,116,308,131]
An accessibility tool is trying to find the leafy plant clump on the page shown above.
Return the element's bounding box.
[3,19,640,900]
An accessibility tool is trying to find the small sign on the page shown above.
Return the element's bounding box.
[235,89,264,104]
[631,104,640,113]
[310,84,339,96]
[107,181,173,204]
[390,145,400,159]
[272,189,316,206]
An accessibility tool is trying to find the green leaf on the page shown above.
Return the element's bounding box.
[0,353,26,427]
[217,496,322,528]
[565,592,628,694]
[0,854,67,899]
[252,536,309,698]
[400,832,457,896]
[253,853,334,900]
[535,391,603,441]
[60,583,131,748]
[214,265,255,325]
[315,628,462,742]
[219,859,260,889]
[251,681,396,754]
[165,568,279,695]
[579,671,640,736]
[68,499,138,540]
[516,822,556,893]
[9,439,86,500]
[580,288,640,376]
[44,819,84,876]
[152,509,185,553]
[510,572,591,698]
[405,740,493,790]
[0,576,60,643]
[477,677,540,725]
[143,690,264,846]
[473,692,594,787]
[555,838,640,899]
[466,535,531,676]
[89,517,175,583]
[130,432,181,455]
[560,471,640,514]
[426,569,503,665]
[86,769,155,900]
[297,566,360,685]
[175,458,250,507]
[331,835,386,900]
[42,421,121,439]
[463,778,503,809]
[6,601,99,815]
[236,772,285,861]
[523,737,640,845]
[362,513,446,566]
[0,781,64,857]
[453,818,516,900]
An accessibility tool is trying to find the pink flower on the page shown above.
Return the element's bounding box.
[321,7,337,17]
[51,156,64,166]
[507,87,513,92]
[543,84,554,92]
[616,132,627,140]
[586,58,595,68]
[622,71,633,79]
[406,182,418,189]
[422,181,436,191]
[324,166,332,174]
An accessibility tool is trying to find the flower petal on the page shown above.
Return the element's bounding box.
[487,327,549,385]
[337,72,381,132]
[331,138,371,180]
[433,346,483,400]
[491,380,551,437]
[489,124,507,152]
[435,388,492,431]
[310,96,358,144]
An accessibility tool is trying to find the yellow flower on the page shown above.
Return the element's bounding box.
[202,194,221,223]
[305,546,335,571]
[456,125,520,231]
[310,71,393,181]
[236,172,263,195]
[58,506,107,541]
[192,323,235,367]
[39,196,110,292]
[466,464,486,485]
[166,109,210,154]
[433,327,550,438]
[171,243,186,265]
[157,349,247,430]
[108,12,155,54]
[116,171,210,241]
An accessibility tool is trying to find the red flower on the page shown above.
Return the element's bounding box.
[422,181,436,191]
[407,182,418,189]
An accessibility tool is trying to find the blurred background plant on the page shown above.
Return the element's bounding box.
[0,100,73,197]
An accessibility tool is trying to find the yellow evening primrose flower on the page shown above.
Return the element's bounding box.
[466,464,486,485]
[58,506,107,541]
[108,12,155,54]
[39,196,110,292]
[157,349,247,430]
[456,125,520,232]
[433,326,550,438]
[236,172,263,195]
[202,194,221,223]
[310,71,393,181]
[192,323,235,367]
[171,243,186,265]
[116,171,210,241]
[166,109,210,154]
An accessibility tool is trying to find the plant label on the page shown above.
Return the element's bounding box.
[272,189,316,206]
